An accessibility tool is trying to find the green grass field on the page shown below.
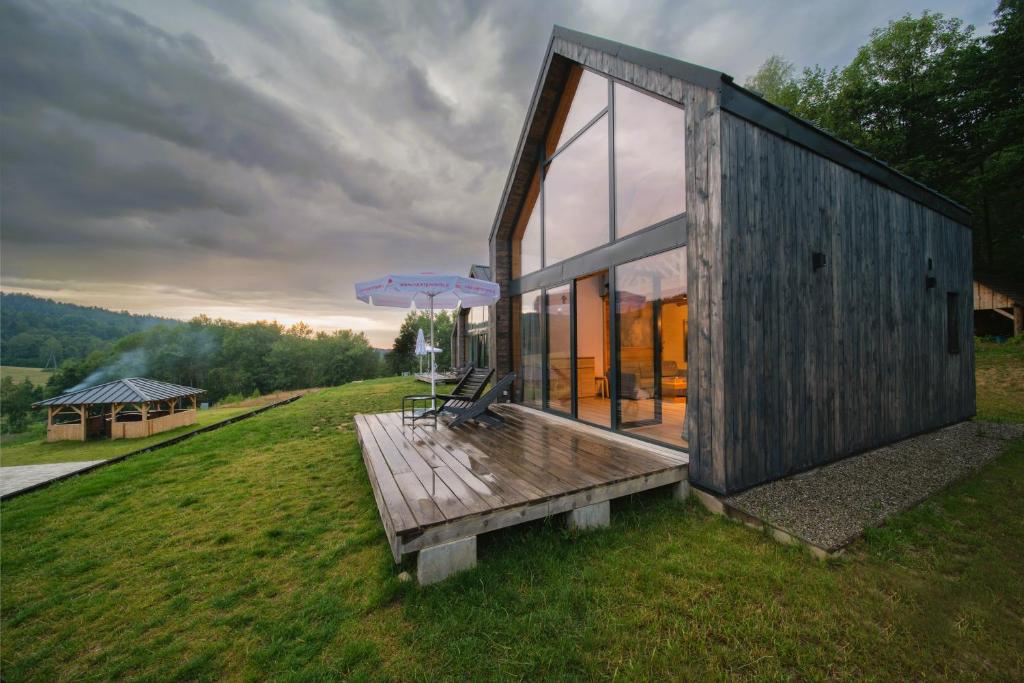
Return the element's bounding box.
[2,369,1022,680]
[0,407,253,467]
[975,338,1024,422]
[0,365,53,385]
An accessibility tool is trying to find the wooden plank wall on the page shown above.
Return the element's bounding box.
[112,410,198,440]
[973,281,1014,310]
[704,111,975,494]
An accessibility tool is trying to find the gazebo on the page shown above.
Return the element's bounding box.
[33,378,205,442]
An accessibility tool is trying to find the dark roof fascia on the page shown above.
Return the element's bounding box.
[487,29,559,245]
[489,26,971,245]
[550,25,726,92]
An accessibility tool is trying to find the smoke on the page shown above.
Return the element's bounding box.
[67,349,149,392]
[63,326,221,392]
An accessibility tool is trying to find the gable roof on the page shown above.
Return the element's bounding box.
[469,264,491,280]
[33,377,204,407]
[489,26,970,246]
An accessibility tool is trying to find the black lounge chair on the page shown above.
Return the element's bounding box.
[445,373,516,428]
[438,367,494,404]
[403,367,494,426]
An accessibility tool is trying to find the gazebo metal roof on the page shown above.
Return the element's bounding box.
[33,378,205,407]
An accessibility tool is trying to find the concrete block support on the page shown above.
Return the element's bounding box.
[565,501,610,531]
[417,536,477,585]
[672,480,691,501]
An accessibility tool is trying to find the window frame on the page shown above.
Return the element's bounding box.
[512,66,687,278]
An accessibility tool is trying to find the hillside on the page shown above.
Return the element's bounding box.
[0,292,176,367]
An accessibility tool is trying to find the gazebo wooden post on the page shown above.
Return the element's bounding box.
[168,399,175,416]
[191,394,198,411]
[76,404,87,441]
[47,406,54,429]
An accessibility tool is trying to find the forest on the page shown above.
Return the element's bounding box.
[1,293,171,366]
[745,3,1022,275]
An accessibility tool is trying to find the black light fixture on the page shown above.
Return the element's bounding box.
[812,251,827,271]
[926,276,937,289]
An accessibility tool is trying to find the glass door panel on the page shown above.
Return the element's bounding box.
[519,290,543,407]
[614,247,688,448]
[546,284,572,414]
[575,271,611,427]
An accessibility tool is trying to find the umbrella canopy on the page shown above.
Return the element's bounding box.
[356,273,500,403]
[355,274,499,309]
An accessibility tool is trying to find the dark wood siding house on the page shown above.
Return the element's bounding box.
[487,27,974,495]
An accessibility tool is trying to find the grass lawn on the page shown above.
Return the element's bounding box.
[0,365,53,385]
[975,338,1024,422]
[0,407,253,467]
[2,372,1022,680]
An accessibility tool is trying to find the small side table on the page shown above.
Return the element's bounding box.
[402,395,438,428]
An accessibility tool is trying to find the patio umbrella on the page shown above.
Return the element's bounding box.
[415,328,442,373]
[355,273,500,401]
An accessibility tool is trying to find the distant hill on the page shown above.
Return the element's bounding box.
[1,292,177,367]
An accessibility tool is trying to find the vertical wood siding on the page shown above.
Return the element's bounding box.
[704,112,975,493]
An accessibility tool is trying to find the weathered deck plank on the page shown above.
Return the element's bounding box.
[354,404,689,562]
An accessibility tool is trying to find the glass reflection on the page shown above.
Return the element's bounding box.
[547,67,608,156]
[544,114,609,266]
[516,171,541,276]
[615,247,688,448]
[518,290,543,407]
[575,271,611,427]
[614,83,686,237]
[546,284,572,413]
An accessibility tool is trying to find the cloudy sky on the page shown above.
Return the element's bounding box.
[1,0,996,346]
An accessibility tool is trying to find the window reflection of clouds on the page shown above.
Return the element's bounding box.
[544,114,609,266]
[548,69,607,156]
[614,84,686,238]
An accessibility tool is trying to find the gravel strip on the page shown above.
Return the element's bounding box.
[725,421,1024,552]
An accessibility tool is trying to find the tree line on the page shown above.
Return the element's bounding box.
[745,3,1022,275]
[2,316,387,432]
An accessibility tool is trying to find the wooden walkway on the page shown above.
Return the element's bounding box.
[355,404,688,563]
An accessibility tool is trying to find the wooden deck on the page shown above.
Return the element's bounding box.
[355,403,688,563]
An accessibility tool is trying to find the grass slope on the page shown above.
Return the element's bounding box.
[975,338,1024,422]
[2,375,1022,680]
[0,407,253,467]
[0,365,53,385]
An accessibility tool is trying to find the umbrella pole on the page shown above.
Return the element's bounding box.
[429,295,436,410]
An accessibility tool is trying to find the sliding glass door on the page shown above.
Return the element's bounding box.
[514,247,688,449]
[546,285,572,414]
[575,271,611,427]
[614,247,688,448]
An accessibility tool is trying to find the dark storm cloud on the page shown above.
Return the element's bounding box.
[0,0,406,208]
[0,0,996,345]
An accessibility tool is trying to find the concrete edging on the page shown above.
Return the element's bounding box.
[689,487,838,560]
[0,394,305,502]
